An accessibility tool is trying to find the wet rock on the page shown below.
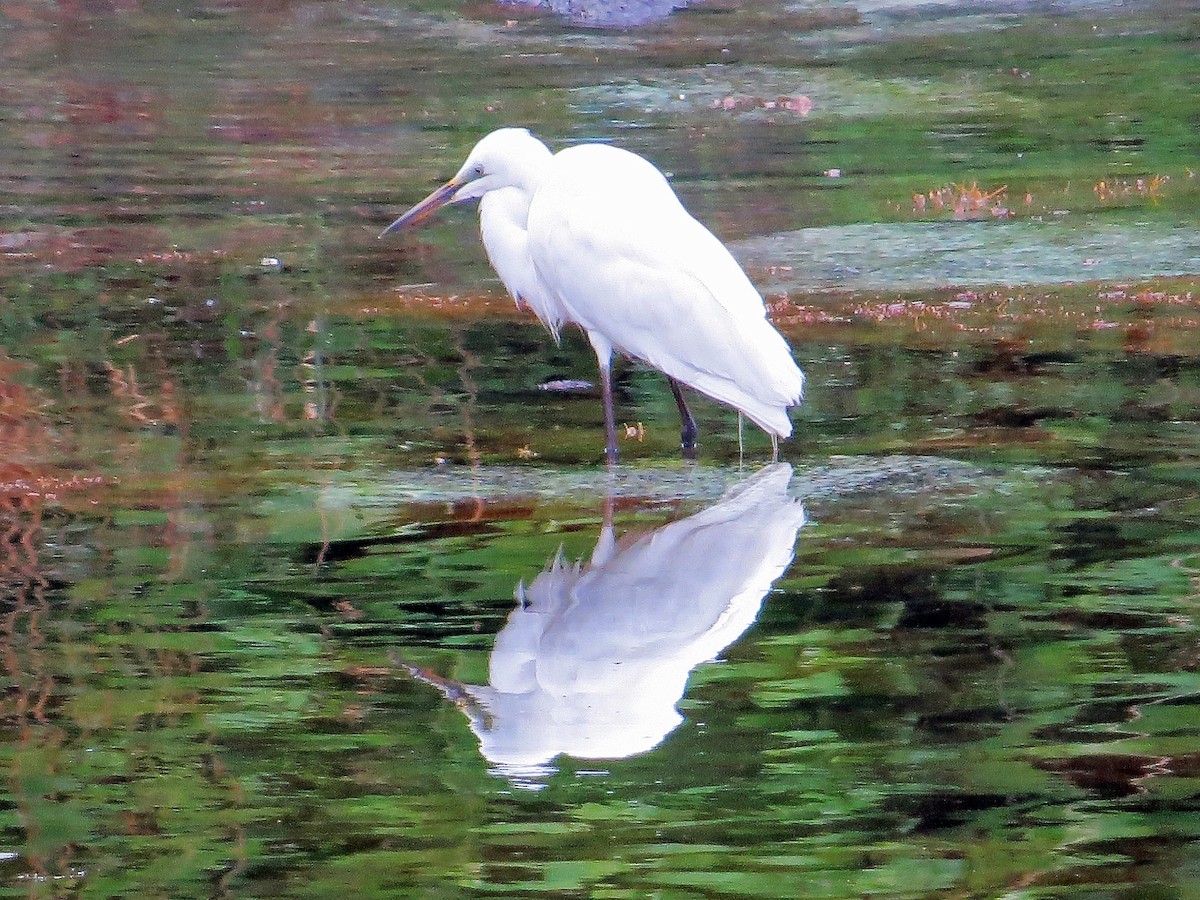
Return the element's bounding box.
[501,0,691,27]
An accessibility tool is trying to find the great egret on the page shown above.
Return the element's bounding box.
[381,129,702,453]
[380,127,805,461]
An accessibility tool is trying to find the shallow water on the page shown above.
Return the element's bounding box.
[2,0,1199,897]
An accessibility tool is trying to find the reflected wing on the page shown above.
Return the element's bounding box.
[550,463,805,670]
[528,145,804,435]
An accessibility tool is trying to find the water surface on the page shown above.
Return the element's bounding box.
[1,0,1199,896]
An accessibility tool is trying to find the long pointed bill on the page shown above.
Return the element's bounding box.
[378,178,462,238]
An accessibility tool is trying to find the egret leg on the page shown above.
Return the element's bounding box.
[593,478,617,566]
[667,377,698,458]
[600,363,619,464]
[588,332,619,465]
[737,412,745,464]
[771,433,779,462]
[588,336,624,468]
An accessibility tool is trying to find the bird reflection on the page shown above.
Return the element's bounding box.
[404,463,806,784]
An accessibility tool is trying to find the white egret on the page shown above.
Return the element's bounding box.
[380,127,805,461]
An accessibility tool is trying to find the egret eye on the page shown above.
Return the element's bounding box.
[472,164,484,177]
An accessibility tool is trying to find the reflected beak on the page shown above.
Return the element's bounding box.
[378,178,462,238]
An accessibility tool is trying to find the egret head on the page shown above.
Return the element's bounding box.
[379,128,552,237]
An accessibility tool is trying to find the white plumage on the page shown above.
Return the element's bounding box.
[473,132,570,341]
[381,127,806,459]
[478,185,565,341]
[401,463,807,780]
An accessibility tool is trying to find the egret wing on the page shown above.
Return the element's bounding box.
[529,148,804,434]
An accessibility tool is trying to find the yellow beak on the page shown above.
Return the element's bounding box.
[378,178,463,238]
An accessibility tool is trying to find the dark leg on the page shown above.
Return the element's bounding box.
[600,363,618,464]
[587,333,619,465]
[667,377,698,457]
